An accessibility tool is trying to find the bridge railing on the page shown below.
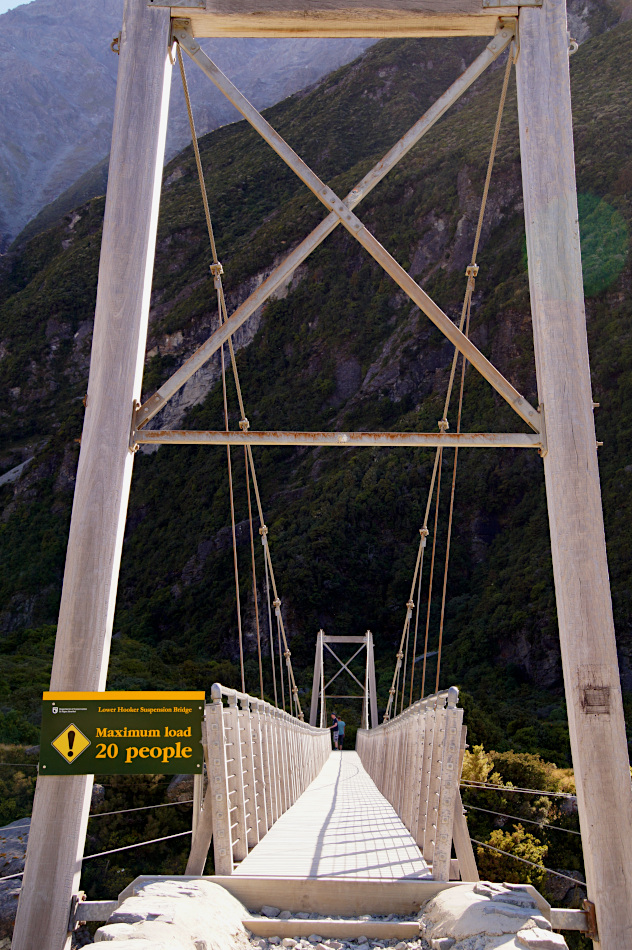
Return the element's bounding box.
[187,682,331,876]
[356,685,470,882]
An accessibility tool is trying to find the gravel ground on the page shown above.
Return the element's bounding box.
[247,937,430,950]
[246,910,430,950]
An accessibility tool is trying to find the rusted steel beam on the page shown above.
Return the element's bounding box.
[133,428,541,448]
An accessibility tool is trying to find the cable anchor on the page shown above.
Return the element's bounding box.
[209,261,224,289]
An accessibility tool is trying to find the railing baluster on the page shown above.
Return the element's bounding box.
[356,687,464,882]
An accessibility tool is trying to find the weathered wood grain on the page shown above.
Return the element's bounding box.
[11,2,173,947]
[174,0,518,38]
[516,2,632,946]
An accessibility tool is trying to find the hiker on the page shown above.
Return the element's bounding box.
[330,713,339,750]
[336,717,346,750]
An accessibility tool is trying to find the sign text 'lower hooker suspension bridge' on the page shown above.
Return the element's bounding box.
[9,0,632,949]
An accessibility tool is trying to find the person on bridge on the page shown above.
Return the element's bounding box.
[330,713,339,750]
[336,718,345,750]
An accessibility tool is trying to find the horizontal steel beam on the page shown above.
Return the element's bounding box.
[135,26,514,430]
[323,636,368,643]
[133,429,542,449]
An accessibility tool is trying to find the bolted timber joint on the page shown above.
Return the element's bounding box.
[68,892,87,931]
[582,900,598,940]
[209,261,224,289]
[129,400,141,454]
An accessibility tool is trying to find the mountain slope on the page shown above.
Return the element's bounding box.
[0,25,631,764]
[0,0,373,250]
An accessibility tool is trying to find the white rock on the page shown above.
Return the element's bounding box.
[516,929,567,950]
[94,923,136,942]
[422,885,561,944]
[395,942,408,950]
[94,879,251,950]
[281,940,297,948]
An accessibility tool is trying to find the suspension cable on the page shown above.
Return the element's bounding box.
[471,838,585,885]
[178,46,305,714]
[388,49,514,714]
[434,48,513,694]
[464,803,581,835]
[245,449,264,699]
[461,781,577,799]
[263,535,279,707]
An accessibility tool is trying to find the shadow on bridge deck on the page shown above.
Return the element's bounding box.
[234,751,431,880]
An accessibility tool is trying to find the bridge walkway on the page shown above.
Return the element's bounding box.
[234,750,431,880]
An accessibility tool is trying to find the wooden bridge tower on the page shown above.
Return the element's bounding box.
[309,629,379,730]
[12,1,632,948]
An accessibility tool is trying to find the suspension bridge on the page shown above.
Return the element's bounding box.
[9,0,632,948]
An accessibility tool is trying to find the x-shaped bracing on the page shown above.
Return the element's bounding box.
[324,642,366,693]
[133,20,542,450]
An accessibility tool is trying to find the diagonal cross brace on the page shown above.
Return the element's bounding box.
[324,643,366,692]
[135,26,536,433]
[175,26,539,433]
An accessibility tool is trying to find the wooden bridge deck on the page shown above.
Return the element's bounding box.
[235,750,431,880]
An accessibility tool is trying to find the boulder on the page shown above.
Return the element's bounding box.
[0,878,21,940]
[166,774,196,804]
[95,878,251,950]
[0,817,30,876]
[420,884,569,950]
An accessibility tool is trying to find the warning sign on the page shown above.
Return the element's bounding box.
[51,723,91,764]
[39,691,205,775]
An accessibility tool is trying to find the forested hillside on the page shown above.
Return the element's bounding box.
[0,21,631,770]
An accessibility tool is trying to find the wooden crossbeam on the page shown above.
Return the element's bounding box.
[151,0,524,38]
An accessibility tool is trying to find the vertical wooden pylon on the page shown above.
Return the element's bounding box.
[515,2,632,945]
[310,629,324,726]
[11,3,173,948]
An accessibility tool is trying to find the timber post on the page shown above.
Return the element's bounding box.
[11,1,173,947]
[515,1,632,945]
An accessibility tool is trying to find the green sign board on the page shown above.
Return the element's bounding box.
[39,691,205,775]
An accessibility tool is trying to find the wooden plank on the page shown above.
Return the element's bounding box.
[226,698,249,862]
[233,752,430,880]
[208,699,234,876]
[121,874,462,915]
[10,3,173,948]
[550,909,590,932]
[451,789,479,882]
[244,918,421,938]
[515,2,632,947]
[310,630,323,726]
[186,716,215,874]
[367,631,379,730]
[175,1,519,38]
[432,693,463,881]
